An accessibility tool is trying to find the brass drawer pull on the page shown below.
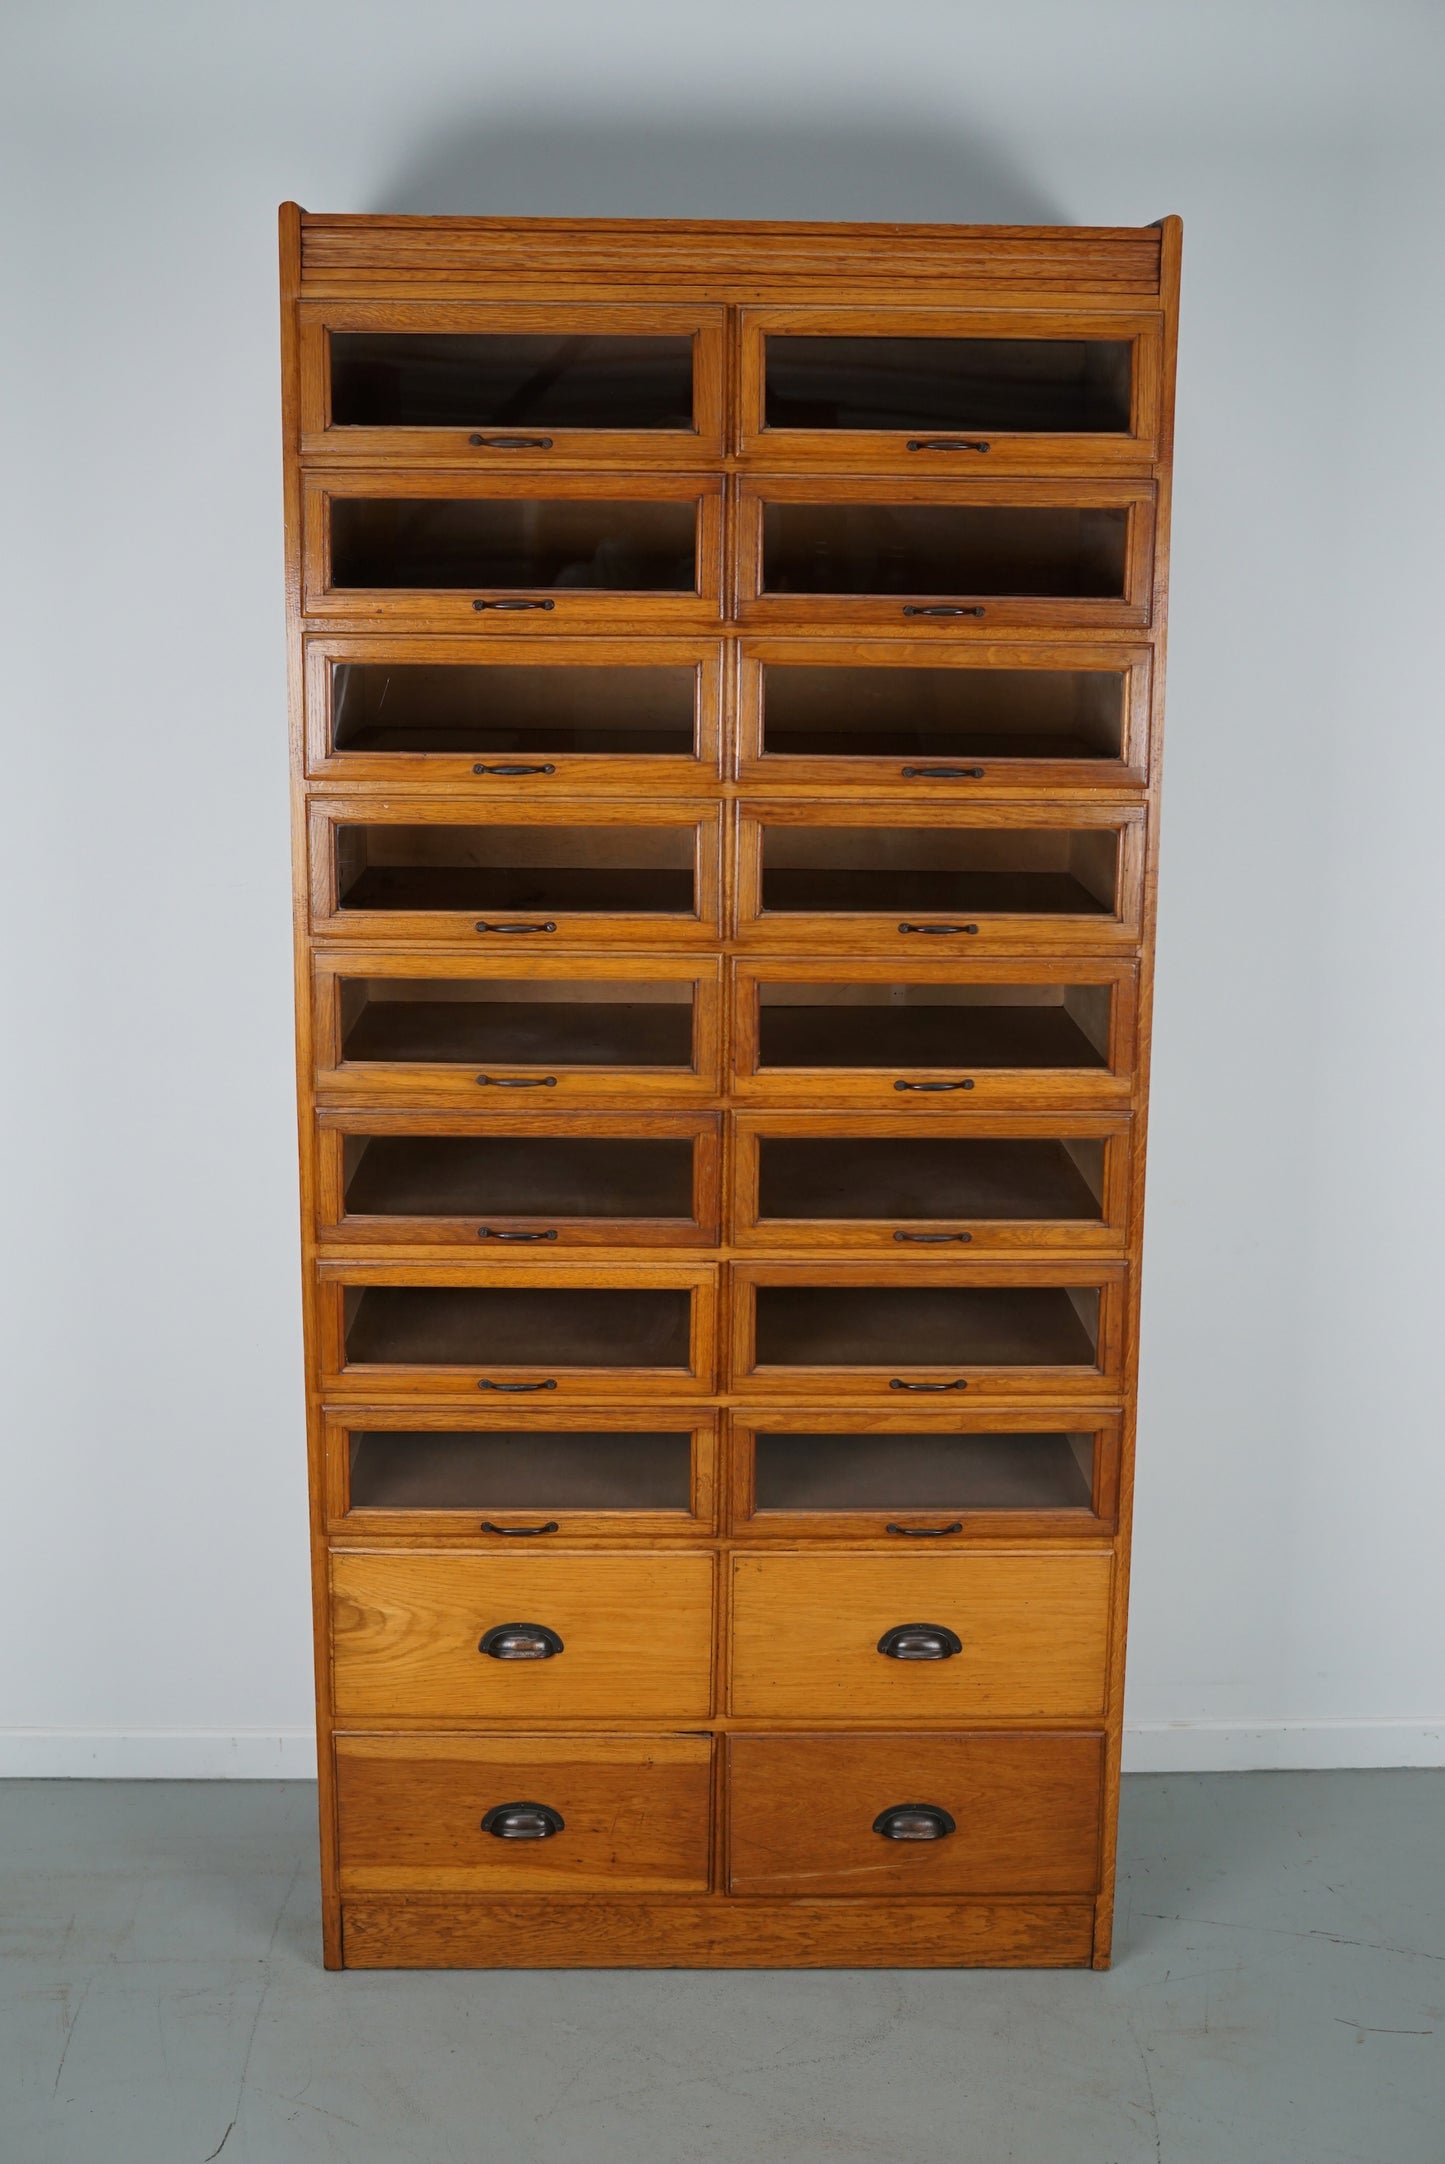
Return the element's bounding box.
[480,1622,564,1660]
[475,920,556,935]
[480,1520,560,1537]
[898,923,978,936]
[472,598,556,612]
[900,766,985,780]
[873,1803,956,1841]
[893,1230,972,1243]
[877,1622,963,1661]
[482,1802,565,1839]
[886,1521,964,1538]
[478,1227,558,1242]
[477,1378,558,1392]
[473,763,556,776]
[468,435,554,450]
[889,1377,968,1392]
[476,1074,557,1088]
[906,438,990,454]
[902,605,985,618]
[894,1078,974,1092]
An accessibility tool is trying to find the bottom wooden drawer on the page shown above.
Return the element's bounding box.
[336,1732,713,1894]
[727,1732,1102,1897]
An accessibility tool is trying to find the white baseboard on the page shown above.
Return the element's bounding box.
[1122,1718,1445,1772]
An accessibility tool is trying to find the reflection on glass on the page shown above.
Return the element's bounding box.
[343,1135,695,1220]
[334,823,697,915]
[755,981,1113,1072]
[765,336,1132,434]
[761,504,1128,598]
[349,1429,692,1511]
[338,977,697,1069]
[333,663,698,757]
[752,1430,1095,1512]
[330,498,698,591]
[760,665,1123,761]
[331,333,695,430]
[757,826,1117,917]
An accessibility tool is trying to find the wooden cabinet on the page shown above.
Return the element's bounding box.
[282,206,1179,1970]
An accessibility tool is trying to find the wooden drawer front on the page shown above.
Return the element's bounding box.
[299,300,726,466]
[317,1110,720,1250]
[303,469,724,626]
[731,1113,1129,1255]
[737,306,1160,473]
[325,1408,718,1541]
[305,636,724,791]
[730,1409,1120,1542]
[736,801,1142,955]
[319,1262,718,1402]
[735,477,1154,631]
[331,1551,715,1719]
[313,950,724,1106]
[729,1552,1111,1720]
[310,797,722,949]
[730,959,1135,1109]
[336,1733,713,1894]
[737,639,1151,798]
[730,1263,1123,1401]
[727,1732,1103,1896]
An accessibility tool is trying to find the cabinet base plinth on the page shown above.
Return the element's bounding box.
[340,1897,1096,1969]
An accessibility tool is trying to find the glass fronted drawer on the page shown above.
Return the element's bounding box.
[309,798,722,946]
[737,640,1150,795]
[313,951,723,1105]
[299,301,725,463]
[318,1262,718,1401]
[728,1409,1120,1540]
[315,1110,720,1249]
[324,1406,718,1539]
[302,471,723,624]
[730,1112,1130,1253]
[305,636,723,789]
[739,306,1159,469]
[730,959,1136,1107]
[728,1263,1124,1400]
[737,477,1153,629]
[735,801,1143,953]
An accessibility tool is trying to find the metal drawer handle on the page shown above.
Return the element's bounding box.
[475,921,556,935]
[480,1520,559,1537]
[906,438,990,454]
[877,1622,963,1662]
[873,1803,957,1841]
[469,435,554,450]
[482,1801,565,1839]
[477,1378,558,1392]
[473,598,556,612]
[894,1079,974,1092]
[902,605,985,618]
[480,1622,564,1661]
[476,1074,557,1088]
[473,763,556,776]
[898,923,978,936]
[889,1377,968,1392]
[478,1227,558,1242]
[893,1230,972,1243]
[886,1521,964,1538]
[900,766,985,780]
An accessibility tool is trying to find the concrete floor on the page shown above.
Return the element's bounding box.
[1,1774,1441,2163]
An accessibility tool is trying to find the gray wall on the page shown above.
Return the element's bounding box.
[2,0,1442,1772]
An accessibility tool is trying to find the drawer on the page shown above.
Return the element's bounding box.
[310,797,722,949]
[313,949,723,1106]
[305,636,724,791]
[737,639,1151,798]
[331,1550,715,1719]
[736,305,1161,473]
[735,800,1142,955]
[730,959,1136,1108]
[728,1551,1112,1720]
[729,1263,1124,1401]
[298,299,726,466]
[317,1110,720,1250]
[729,1409,1120,1541]
[337,1733,713,1894]
[735,476,1154,631]
[325,1407,718,1541]
[730,1112,1130,1254]
[318,1261,718,1401]
[726,1731,1103,1896]
[303,469,724,626]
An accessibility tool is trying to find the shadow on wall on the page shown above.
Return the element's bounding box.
[372,112,1067,224]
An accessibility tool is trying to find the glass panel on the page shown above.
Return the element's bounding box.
[753,1430,1095,1512]
[758,827,1116,917]
[330,333,695,431]
[761,504,1127,598]
[752,1285,1099,1369]
[344,1135,695,1219]
[335,823,697,915]
[761,665,1123,761]
[330,498,698,592]
[757,1138,1105,1223]
[345,1287,692,1368]
[333,663,697,757]
[765,336,1132,434]
[755,981,1112,1071]
[348,1428,692,1511]
[339,977,696,1068]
